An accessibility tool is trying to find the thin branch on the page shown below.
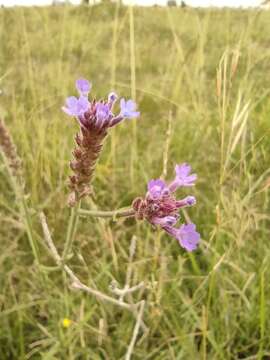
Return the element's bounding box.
[122,235,137,303]
[63,201,81,261]
[125,300,145,360]
[78,208,135,219]
[39,212,134,311]
[115,235,149,334]
[110,281,145,297]
[40,212,148,345]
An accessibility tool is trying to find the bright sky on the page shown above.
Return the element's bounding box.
[0,0,263,7]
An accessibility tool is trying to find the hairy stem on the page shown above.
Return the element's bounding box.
[78,207,135,219]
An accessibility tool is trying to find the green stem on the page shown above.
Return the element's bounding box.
[63,201,81,261]
[78,207,135,219]
[21,196,40,264]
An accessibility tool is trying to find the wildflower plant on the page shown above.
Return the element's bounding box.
[0,77,201,357]
[62,78,200,251]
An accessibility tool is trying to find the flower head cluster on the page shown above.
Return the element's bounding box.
[62,78,140,131]
[132,163,200,251]
[62,78,139,205]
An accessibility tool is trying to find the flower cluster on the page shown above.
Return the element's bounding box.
[62,78,139,205]
[132,164,200,251]
[62,78,139,129]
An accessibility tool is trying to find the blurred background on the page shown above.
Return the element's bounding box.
[0,0,270,8]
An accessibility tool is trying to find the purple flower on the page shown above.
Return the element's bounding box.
[62,96,89,117]
[152,215,179,227]
[96,103,111,127]
[63,78,141,131]
[120,99,140,119]
[164,223,200,251]
[175,163,197,186]
[176,223,200,251]
[108,92,118,103]
[147,179,167,200]
[76,78,91,96]
[176,195,196,208]
[169,163,197,192]
[132,164,200,252]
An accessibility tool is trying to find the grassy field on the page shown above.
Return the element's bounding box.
[1,3,270,359]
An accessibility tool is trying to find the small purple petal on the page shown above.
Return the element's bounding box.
[108,92,118,103]
[177,223,200,252]
[76,78,91,96]
[62,96,89,117]
[148,179,166,191]
[175,163,191,177]
[77,96,90,114]
[175,163,197,186]
[152,215,179,227]
[120,98,140,119]
[168,163,197,191]
[147,179,166,200]
[66,96,78,108]
[62,96,78,116]
[162,223,200,251]
[96,103,111,127]
[176,196,196,208]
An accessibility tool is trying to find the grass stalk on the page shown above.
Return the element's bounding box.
[129,4,137,186]
[63,201,81,260]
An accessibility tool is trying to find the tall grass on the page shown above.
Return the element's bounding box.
[0,3,270,358]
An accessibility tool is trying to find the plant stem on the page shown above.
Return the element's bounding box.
[63,201,80,260]
[40,212,136,311]
[125,300,145,360]
[78,207,135,219]
[21,196,40,264]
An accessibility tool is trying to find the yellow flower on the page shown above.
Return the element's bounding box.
[62,318,72,328]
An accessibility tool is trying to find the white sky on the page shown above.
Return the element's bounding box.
[0,0,263,7]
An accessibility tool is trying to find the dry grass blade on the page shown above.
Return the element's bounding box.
[125,300,145,360]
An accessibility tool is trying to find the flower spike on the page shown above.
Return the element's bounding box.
[63,78,140,205]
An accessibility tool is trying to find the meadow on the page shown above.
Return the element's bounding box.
[1,3,270,359]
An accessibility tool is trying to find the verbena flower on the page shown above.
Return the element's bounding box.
[168,163,197,192]
[151,215,179,227]
[147,179,168,200]
[63,78,140,205]
[120,99,140,118]
[164,223,200,252]
[132,165,200,251]
[63,79,139,130]
[62,96,89,117]
[95,103,112,127]
[108,91,118,105]
[176,195,196,207]
[76,78,91,96]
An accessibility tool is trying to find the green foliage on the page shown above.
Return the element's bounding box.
[0,3,270,358]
